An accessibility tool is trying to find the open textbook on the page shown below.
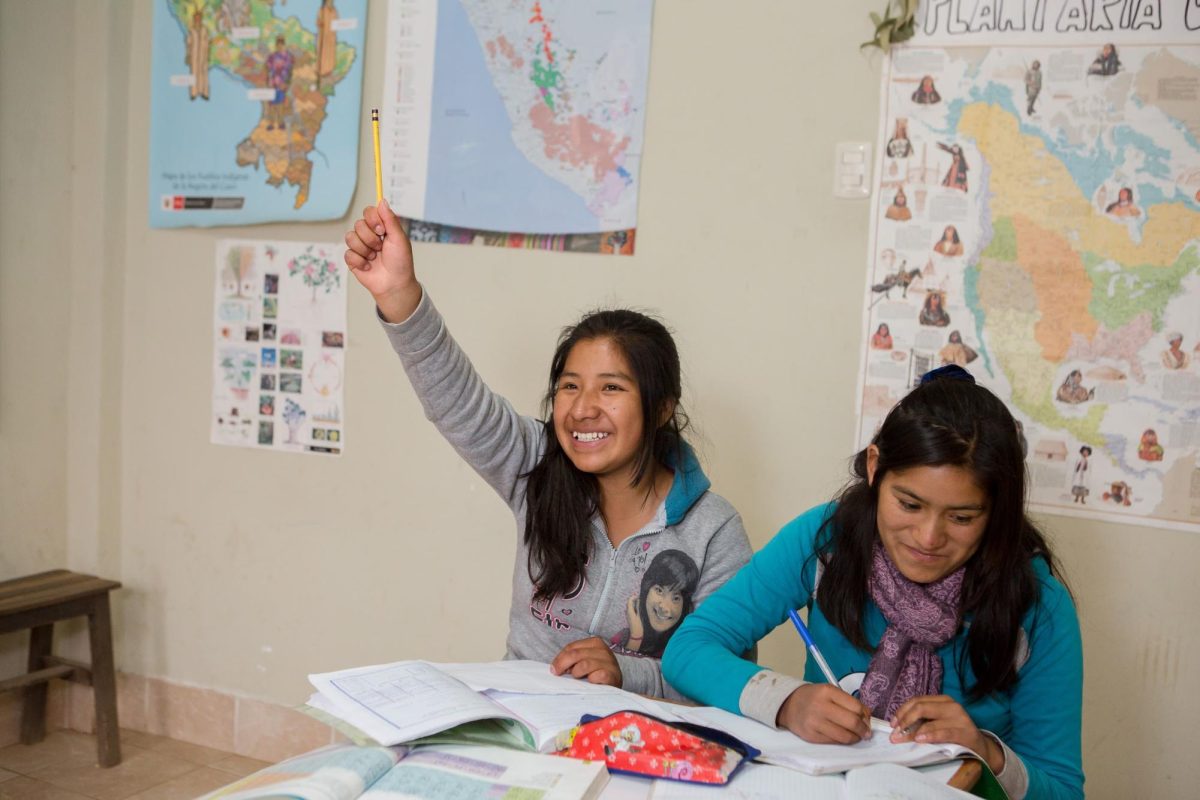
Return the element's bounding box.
[306,659,976,775]
[199,741,609,800]
[308,660,670,752]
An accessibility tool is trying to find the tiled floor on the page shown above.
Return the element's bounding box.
[0,730,268,800]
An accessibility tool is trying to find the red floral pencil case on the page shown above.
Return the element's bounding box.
[555,710,758,785]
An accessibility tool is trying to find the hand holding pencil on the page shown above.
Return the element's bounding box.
[343,198,419,324]
[342,108,422,324]
[776,609,872,744]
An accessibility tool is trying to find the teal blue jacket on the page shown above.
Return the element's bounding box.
[663,503,1083,800]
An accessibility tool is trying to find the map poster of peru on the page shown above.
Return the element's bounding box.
[381,0,653,235]
[857,2,1200,531]
[149,0,368,227]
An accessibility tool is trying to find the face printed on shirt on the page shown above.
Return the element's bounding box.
[645,584,684,632]
[621,549,701,657]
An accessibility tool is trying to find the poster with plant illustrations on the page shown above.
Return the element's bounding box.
[211,239,346,455]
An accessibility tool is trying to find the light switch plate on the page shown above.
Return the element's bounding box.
[833,142,872,199]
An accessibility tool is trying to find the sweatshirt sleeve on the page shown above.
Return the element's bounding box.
[616,509,754,701]
[663,506,828,713]
[379,289,544,509]
[1002,575,1085,800]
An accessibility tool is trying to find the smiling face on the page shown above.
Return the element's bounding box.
[867,447,990,583]
[645,584,685,632]
[552,337,647,483]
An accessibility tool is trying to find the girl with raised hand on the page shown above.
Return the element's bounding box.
[663,365,1083,800]
[343,200,751,698]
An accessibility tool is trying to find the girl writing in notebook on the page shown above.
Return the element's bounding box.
[663,366,1083,800]
[342,200,752,699]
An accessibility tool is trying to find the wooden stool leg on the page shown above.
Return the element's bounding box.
[19,624,54,745]
[87,595,121,767]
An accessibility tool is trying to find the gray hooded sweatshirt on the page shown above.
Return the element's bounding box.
[382,291,753,698]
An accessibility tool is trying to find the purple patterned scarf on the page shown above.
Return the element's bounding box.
[858,543,965,720]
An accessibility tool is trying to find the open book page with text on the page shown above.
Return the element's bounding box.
[198,743,405,800]
[309,659,672,751]
[309,661,520,746]
[359,744,609,800]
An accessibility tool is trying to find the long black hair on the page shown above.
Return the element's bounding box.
[814,372,1069,699]
[523,310,688,602]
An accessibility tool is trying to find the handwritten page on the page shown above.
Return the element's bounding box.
[667,705,972,775]
[439,660,632,696]
[310,661,505,745]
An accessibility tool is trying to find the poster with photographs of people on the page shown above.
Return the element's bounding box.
[857,5,1200,531]
[212,240,346,455]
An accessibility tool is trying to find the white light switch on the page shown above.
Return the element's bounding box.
[833,142,872,199]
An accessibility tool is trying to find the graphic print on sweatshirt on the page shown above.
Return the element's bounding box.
[612,549,700,658]
[528,555,589,631]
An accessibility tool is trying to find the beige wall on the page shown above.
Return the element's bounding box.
[1,0,1196,795]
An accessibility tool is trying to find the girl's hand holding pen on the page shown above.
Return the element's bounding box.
[777,683,872,745]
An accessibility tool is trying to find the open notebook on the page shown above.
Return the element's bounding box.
[306,659,976,775]
[308,659,671,752]
[667,706,975,775]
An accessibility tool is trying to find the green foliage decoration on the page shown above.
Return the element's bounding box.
[862,0,919,52]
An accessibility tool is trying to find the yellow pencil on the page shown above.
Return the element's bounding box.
[371,108,383,203]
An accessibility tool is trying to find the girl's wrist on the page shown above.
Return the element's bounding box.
[980,732,1006,775]
[375,283,421,324]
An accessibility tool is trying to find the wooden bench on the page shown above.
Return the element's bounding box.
[0,570,122,766]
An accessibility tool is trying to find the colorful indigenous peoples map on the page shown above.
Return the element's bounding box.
[380,0,652,238]
[149,0,367,227]
[858,2,1200,530]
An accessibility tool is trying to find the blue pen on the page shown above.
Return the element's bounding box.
[787,608,839,687]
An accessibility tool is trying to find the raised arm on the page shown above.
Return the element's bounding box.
[343,201,542,505]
